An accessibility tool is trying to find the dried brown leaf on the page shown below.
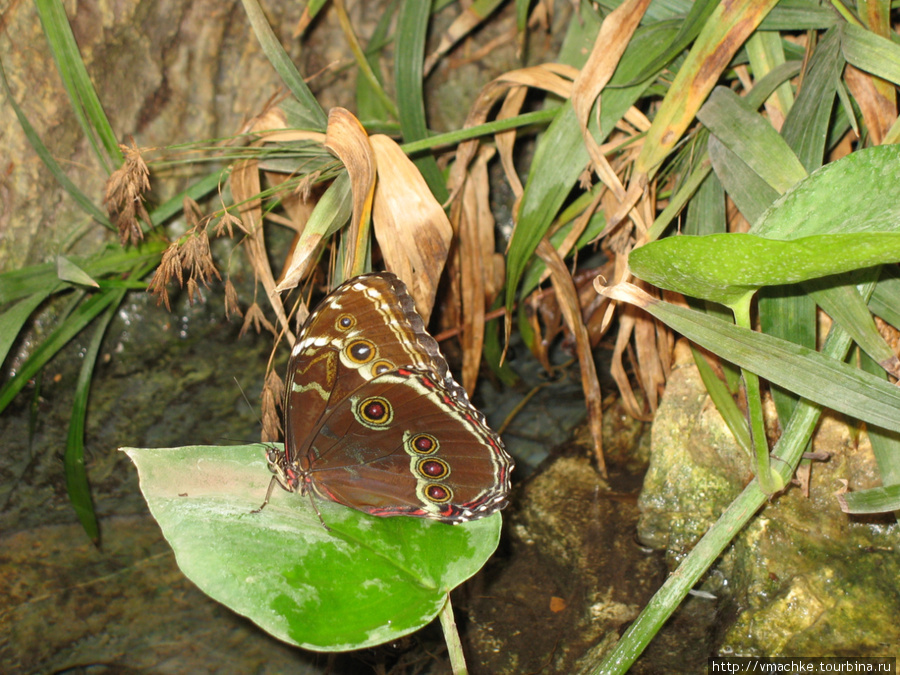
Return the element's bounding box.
[495,85,529,199]
[536,238,606,475]
[455,146,498,394]
[325,108,375,279]
[449,64,577,202]
[371,135,452,323]
[844,64,895,146]
[572,0,650,210]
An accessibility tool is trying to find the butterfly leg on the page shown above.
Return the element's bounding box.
[251,475,279,513]
[307,491,331,531]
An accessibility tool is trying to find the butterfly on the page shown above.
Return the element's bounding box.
[259,272,513,525]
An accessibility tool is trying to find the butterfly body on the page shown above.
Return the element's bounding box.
[265,273,513,524]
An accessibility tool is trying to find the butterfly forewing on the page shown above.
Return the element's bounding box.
[275,272,513,523]
[285,273,450,466]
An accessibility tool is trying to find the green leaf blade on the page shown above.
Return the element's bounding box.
[629,232,900,307]
[610,290,900,432]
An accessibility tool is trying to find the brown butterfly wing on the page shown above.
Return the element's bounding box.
[279,272,513,522]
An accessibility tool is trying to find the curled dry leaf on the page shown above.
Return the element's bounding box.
[371,135,452,323]
[844,64,895,145]
[632,281,667,412]
[571,0,650,205]
[454,145,502,394]
[449,64,577,202]
[324,108,376,279]
[593,276,658,420]
[495,85,529,199]
[592,277,656,307]
[536,238,606,475]
[231,157,293,344]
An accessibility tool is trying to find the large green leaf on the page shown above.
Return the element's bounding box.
[751,144,900,239]
[629,231,900,307]
[123,444,501,651]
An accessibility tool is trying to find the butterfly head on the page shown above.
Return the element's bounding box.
[265,446,305,495]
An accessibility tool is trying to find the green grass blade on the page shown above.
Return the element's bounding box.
[859,351,900,489]
[0,290,120,415]
[646,154,712,241]
[150,169,230,227]
[0,58,112,227]
[869,266,900,329]
[690,344,751,455]
[0,242,167,306]
[757,285,815,425]
[805,271,895,368]
[745,31,793,117]
[707,135,779,225]
[515,0,529,32]
[57,255,100,288]
[0,291,55,368]
[504,103,585,311]
[758,1,836,30]
[240,0,327,131]
[66,288,127,543]
[34,0,122,171]
[841,23,900,86]
[701,60,802,225]
[839,485,900,515]
[355,0,400,123]
[605,286,900,432]
[395,0,447,200]
[683,168,725,236]
[696,87,807,194]
[780,27,843,172]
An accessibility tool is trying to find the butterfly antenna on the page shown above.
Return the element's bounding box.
[234,377,265,434]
